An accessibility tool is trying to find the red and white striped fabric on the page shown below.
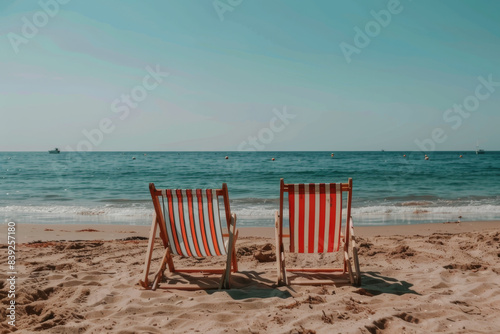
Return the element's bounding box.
[161,189,226,257]
[288,183,342,253]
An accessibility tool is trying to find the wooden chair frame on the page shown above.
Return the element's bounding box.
[139,183,239,290]
[275,178,361,286]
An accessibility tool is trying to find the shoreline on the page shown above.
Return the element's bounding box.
[8,220,500,244]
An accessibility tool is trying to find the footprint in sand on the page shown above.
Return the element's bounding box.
[395,312,420,324]
[365,317,391,334]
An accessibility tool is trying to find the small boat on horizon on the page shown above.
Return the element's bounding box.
[476,141,485,155]
[49,148,60,154]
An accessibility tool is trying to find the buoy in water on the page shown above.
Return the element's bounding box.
[225,156,228,160]
[459,155,463,158]
[272,158,275,161]
[403,154,406,157]
[331,153,334,157]
[132,157,136,160]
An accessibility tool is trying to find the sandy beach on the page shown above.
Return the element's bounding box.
[2,221,500,333]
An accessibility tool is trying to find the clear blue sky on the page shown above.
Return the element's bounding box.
[1,0,499,151]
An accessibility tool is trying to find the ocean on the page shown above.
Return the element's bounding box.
[1,151,499,227]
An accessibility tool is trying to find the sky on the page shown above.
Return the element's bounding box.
[1,0,499,151]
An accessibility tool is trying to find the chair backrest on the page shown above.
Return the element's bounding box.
[279,179,353,253]
[150,184,231,258]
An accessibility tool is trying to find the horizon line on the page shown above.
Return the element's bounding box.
[0,150,497,153]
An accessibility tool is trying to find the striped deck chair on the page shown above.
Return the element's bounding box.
[275,178,361,286]
[139,183,239,290]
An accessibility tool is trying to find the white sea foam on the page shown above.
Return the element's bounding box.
[2,203,500,217]
[352,205,500,215]
[2,203,499,226]
[0,205,152,217]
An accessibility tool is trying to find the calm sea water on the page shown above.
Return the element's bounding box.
[1,151,499,227]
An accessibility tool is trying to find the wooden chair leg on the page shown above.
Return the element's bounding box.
[343,242,349,273]
[225,238,233,289]
[280,243,287,285]
[152,246,172,291]
[220,225,236,289]
[166,246,175,273]
[139,215,158,289]
[350,223,361,286]
[231,229,239,272]
[344,250,355,285]
[274,212,287,285]
[353,247,361,286]
[274,215,282,285]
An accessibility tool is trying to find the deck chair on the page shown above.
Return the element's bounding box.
[139,183,239,290]
[275,178,361,286]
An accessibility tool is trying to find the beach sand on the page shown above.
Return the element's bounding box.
[1,221,500,333]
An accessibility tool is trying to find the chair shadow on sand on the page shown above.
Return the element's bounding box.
[206,270,293,300]
[164,270,417,299]
[358,271,420,296]
[207,270,418,299]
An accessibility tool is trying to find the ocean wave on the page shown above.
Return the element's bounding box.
[352,205,500,216]
[98,198,151,204]
[233,204,500,219]
[0,205,152,217]
[399,201,434,206]
[230,198,279,205]
[1,203,500,224]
